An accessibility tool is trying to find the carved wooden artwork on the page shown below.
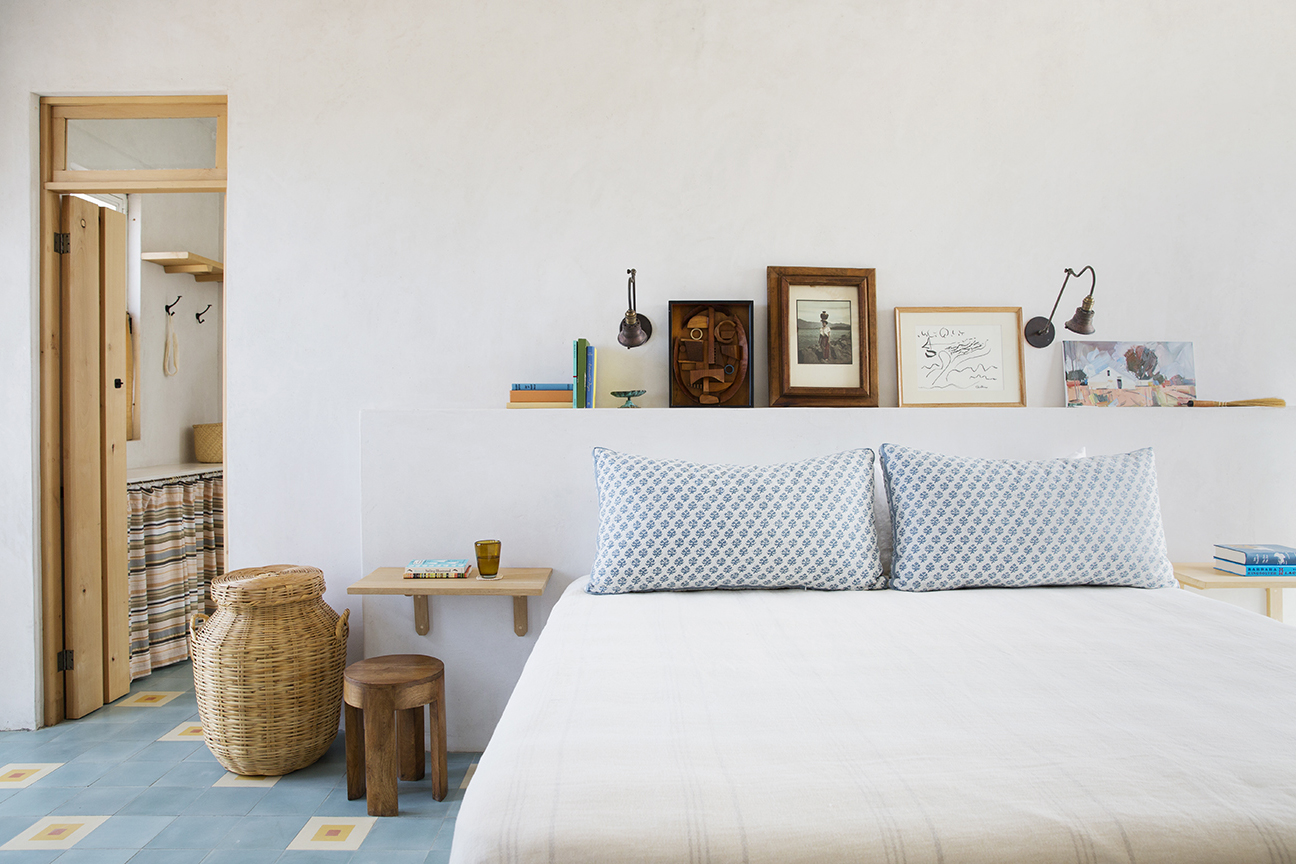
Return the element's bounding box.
[668,301,754,407]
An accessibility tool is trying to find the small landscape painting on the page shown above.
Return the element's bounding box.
[796,299,852,365]
[1063,340,1196,407]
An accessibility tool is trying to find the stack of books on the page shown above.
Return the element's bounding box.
[1213,544,1296,576]
[508,383,574,409]
[573,338,597,409]
[403,558,473,579]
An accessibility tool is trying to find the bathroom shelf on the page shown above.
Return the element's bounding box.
[142,251,223,283]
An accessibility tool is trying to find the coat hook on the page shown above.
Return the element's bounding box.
[195,304,212,324]
[165,295,182,316]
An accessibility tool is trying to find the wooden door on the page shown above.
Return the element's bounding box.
[100,207,130,704]
[59,196,131,719]
[61,195,105,718]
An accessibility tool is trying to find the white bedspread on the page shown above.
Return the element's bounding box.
[451,583,1296,864]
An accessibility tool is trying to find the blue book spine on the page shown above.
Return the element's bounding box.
[511,383,573,391]
[585,345,595,409]
[1214,544,1296,566]
[1213,559,1296,576]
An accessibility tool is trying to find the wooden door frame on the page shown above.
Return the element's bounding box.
[39,95,228,726]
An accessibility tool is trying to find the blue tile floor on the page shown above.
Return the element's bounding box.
[0,661,475,863]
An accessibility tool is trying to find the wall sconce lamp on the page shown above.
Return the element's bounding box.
[1024,266,1097,348]
[617,268,652,349]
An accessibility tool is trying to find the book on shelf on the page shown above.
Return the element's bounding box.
[586,344,597,409]
[1213,544,1296,566]
[1213,559,1296,577]
[506,401,573,409]
[404,558,471,578]
[511,383,573,391]
[573,338,589,408]
[510,389,574,403]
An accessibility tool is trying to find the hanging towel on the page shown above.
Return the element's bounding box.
[163,311,179,376]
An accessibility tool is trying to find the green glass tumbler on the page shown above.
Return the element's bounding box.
[474,539,501,578]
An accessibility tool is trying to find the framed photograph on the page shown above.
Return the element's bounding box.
[767,266,878,407]
[1063,340,1196,407]
[895,307,1026,407]
[668,300,754,407]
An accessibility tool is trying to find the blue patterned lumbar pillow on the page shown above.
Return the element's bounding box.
[879,444,1175,591]
[587,448,884,593]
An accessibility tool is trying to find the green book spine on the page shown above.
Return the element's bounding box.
[575,338,589,408]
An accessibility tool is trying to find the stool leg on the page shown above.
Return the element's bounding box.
[430,678,447,801]
[398,705,425,781]
[345,703,366,800]
[363,691,399,816]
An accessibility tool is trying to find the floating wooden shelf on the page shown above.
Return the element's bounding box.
[348,567,553,637]
[142,251,223,283]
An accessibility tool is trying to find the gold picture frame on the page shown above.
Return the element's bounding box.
[895,307,1027,407]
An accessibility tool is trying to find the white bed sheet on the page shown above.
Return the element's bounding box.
[451,582,1296,864]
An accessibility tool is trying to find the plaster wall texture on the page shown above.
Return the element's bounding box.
[2,0,1294,728]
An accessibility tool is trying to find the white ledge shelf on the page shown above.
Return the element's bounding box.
[142,251,223,283]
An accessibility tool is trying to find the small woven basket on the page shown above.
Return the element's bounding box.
[193,422,223,463]
[190,565,349,776]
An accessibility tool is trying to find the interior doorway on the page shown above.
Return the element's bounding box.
[39,96,228,724]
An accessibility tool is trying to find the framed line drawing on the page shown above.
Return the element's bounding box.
[767,266,878,407]
[895,307,1026,407]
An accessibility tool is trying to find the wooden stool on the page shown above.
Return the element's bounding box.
[343,654,447,816]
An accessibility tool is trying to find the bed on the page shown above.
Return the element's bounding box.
[449,445,1296,863]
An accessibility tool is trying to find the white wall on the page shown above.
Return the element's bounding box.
[128,194,224,468]
[2,0,1294,729]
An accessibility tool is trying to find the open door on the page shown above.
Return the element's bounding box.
[59,194,130,719]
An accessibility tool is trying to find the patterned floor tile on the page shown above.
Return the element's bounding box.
[0,764,62,789]
[27,761,109,787]
[117,692,184,708]
[0,786,79,816]
[286,815,376,851]
[181,786,269,815]
[352,850,429,864]
[0,814,108,850]
[204,850,283,864]
[128,848,211,864]
[157,721,206,743]
[154,760,229,787]
[56,848,136,864]
[214,772,281,788]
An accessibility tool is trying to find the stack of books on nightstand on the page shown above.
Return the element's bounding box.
[507,383,574,409]
[404,558,473,579]
[1213,544,1296,576]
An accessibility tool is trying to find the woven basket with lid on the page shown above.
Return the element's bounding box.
[190,565,349,776]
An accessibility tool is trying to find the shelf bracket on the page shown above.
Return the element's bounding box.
[513,596,528,637]
[411,595,430,636]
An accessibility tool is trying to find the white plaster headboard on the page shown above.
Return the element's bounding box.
[360,407,1295,748]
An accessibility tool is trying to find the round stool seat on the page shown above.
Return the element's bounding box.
[343,654,447,816]
[345,654,443,694]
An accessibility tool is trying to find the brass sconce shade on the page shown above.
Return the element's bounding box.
[618,268,652,349]
[1025,266,1097,348]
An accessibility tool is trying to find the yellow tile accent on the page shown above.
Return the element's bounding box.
[33,823,82,842]
[120,691,182,708]
[1,769,39,783]
[312,824,355,842]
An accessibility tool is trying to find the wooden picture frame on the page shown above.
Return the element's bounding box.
[894,307,1027,407]
[767,267,878,407]
[668,300,754,407]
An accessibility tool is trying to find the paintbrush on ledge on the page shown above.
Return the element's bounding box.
[1186,397,1286,407]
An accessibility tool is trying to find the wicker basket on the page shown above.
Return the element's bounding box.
[190,565,349,776]
[193,422,223,463]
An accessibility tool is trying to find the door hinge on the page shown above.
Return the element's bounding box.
[54,233,70,254]
[56,649,74,671]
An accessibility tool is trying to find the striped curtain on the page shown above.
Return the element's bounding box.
[126,471,224,679]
